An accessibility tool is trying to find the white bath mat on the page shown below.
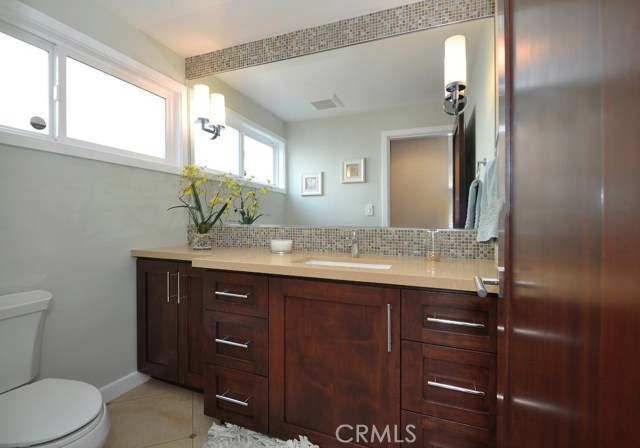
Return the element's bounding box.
[203,422,320,448]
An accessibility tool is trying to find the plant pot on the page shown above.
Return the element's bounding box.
[191,232,213,250]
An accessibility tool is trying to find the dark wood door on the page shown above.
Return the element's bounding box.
[269,277,401,448]
[137,259,179,383]
[177,262,205,390]
[500,0,640,446]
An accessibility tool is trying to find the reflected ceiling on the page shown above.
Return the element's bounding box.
[213,19,492,122]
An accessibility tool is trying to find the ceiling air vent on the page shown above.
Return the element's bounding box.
[311,94,344,111]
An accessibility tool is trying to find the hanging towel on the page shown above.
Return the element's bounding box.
[464,179,482,229]
[476,158,502,242]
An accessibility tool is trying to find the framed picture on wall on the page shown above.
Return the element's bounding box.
[301,172,323,196]
[342,158,365,183]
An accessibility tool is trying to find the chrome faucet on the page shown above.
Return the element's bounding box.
[347,229,359,258]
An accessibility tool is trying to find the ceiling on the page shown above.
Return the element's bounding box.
[92,0,417,57]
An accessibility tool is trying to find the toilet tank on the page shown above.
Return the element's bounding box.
[0,290,52,394]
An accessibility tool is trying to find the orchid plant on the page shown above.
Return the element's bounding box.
[227,175,272,225]
[169,165,231,234]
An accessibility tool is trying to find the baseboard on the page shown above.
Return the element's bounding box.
[99,371,150,403]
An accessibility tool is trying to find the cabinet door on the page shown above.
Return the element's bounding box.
[402,289,497,353]
[204,310,268,376]
[205,365,269,433]
[204,271,269,317]
[177,262,205,390]
[402,341,496,430]
[269,277,401,448]
[402,411,495,448]
[137,259,179,383]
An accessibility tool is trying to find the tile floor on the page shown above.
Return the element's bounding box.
[104,379,214,448]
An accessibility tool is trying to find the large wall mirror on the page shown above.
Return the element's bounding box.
[189,16,495,228]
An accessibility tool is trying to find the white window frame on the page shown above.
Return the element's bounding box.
[0,0,188,174]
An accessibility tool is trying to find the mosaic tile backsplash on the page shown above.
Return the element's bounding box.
[188,226,495,260]
[186,0,495,78]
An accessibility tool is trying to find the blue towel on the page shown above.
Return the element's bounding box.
[476,158,502,242]
[464,179,482,229]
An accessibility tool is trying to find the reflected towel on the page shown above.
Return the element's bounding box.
[464,179,482,229]
[476,158,502,242]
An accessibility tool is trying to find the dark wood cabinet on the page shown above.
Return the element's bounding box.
[269,277,401,448]
[402,411,495,448]
[401,289,497,447]
[136,258,204,390]
[203,271,270,433]
[137,264,497,447]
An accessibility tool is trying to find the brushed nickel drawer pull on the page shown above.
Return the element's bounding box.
[216,391,251,407]
[215,336,252,349]
[427,317,485,328]
[428,380,485,396]
[215,290,251,299]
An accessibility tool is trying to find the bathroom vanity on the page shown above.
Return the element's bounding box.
[132,246,498,447]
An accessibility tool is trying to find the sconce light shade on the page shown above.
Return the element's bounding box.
[192,84,225,139]
[443,35,467,116]
[192,84,211,119]
[210,93,226,127]
[444,35,467,87]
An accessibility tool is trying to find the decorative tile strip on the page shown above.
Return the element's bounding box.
[186,0,495,78]
[188,225,494,260]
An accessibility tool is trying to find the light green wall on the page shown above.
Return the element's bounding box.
[285,104,452,226]
[20,0,185,82]
[0,1,186,390]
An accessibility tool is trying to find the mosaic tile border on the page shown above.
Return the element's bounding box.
[188,226,495,260]
[186,0,495,78]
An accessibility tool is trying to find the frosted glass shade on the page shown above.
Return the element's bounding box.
[210,93,226,126]
[192,84,210,120]
[444,35,467,89]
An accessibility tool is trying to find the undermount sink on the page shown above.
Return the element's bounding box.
[302,259,392,270]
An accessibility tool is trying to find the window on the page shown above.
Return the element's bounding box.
[0,6,186,172]
[65,57,166,158]
[0,25,52,135]
[193,110,286,190]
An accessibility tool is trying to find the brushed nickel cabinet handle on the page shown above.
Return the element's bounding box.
[166,271,170,303]
[215,336,251,349]
[216,391,251,407]
[177,273,181,304]
[387,303,392,353]
[427,317,485,328]
[428,380,485,396]
[215,290,251,299]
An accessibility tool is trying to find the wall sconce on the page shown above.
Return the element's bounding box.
[443,35,467,116]
[193,84,225,139]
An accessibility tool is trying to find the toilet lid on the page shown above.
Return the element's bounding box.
[0,378,103,448]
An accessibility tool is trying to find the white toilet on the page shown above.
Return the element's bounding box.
[0,290,110,448]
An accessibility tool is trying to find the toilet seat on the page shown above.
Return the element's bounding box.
[0,378,104,448]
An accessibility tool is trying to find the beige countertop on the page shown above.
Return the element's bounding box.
[131,246,498,293]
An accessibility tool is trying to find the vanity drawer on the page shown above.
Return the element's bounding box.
[204,365,268,433]
[402,341,496,430]
[402,289,496,353]
[204,271,269,318]
[204,310,268,376]
[402,410,495,447]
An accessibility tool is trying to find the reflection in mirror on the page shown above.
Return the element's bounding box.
[189,17,495,229]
